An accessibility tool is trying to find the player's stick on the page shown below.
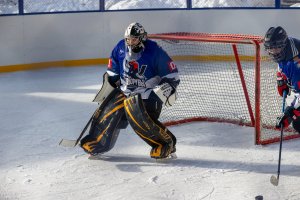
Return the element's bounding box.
[59,111,95,147]
[59,73,119,148]
[270,90,287,186]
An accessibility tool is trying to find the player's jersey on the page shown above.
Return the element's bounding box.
[278,37,300,93]
[107,39,179,99]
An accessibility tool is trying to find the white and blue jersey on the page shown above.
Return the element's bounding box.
[107,39,180,99]
[279,60,300,93]
[278,38,300,93]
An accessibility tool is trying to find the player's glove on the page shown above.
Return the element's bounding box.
[153,82,177,107]
[108,75,120,88]
[275,106,300,129]
[276,71,290,97]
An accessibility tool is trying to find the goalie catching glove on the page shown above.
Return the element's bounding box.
[153,80,177,107]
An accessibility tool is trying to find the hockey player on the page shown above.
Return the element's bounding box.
[264,26,300,132]
[80,22,180,159]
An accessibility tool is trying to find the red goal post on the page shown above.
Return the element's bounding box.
[148,32,300,145]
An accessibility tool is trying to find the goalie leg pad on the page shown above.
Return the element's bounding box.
[124,94,175,159]
[143,98,177,150]
[80,89,127,155]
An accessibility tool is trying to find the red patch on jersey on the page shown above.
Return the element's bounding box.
[129,61,139,70]
[168,61,177,72]
[108,59,112,69]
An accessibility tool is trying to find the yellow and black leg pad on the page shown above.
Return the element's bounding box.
[124,94,174,159]
[80,89,127,155]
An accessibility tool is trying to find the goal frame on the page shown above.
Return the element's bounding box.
[149,32,300,145]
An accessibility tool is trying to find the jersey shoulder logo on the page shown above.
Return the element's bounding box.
[168,61,177,72]
[108,58,112,69]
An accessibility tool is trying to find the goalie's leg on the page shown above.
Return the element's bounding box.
[143,98,177,154]
[124,94,176,159]
[80,89,127,155]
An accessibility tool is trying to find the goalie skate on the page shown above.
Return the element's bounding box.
[155,152,177,162]
[88,153,107,160]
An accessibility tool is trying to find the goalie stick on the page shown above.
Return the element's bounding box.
[59,111,94,148]
[270,90,287,186]
[59,73,116,148]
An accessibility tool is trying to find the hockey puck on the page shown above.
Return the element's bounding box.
[255,195,263,200]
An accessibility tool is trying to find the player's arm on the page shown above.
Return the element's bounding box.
[107,45,121,88]
[276,66,290,97]
[275,62,300,129]
[276,101,300,130]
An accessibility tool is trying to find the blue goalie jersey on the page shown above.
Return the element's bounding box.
[107,39,180,99]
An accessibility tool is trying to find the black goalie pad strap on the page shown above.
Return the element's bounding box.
[124,94,173,156]
[80,89,126,155]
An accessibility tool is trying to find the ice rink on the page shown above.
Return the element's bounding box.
[1,66,300,200]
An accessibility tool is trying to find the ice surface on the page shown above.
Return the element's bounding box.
[0,66,300,200]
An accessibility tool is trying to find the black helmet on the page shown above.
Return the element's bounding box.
[264,26,288,62]
[124,22,147,53]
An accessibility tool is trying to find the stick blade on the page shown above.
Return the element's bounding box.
[59,139,78,147]
[270,175,279,186]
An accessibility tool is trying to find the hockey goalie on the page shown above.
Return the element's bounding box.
[80,22,180,159]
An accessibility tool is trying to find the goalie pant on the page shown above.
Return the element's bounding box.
[80,88,176,159]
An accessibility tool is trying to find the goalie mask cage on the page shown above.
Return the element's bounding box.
[149,32,300,145]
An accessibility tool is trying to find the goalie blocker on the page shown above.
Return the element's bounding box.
[80,74,176,159]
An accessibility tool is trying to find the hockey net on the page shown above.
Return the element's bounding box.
[149,32,300,145]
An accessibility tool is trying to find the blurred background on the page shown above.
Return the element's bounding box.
[2,0,300,15]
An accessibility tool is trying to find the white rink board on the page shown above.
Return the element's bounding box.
[1,9,300,66]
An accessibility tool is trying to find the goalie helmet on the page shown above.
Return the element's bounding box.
[264,26,288,62]
[124,22,147,54]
